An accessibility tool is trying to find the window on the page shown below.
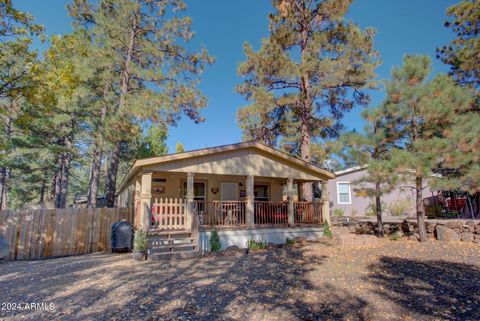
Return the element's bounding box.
[182,181,206,201]
[337,182,351,204]
[254,184,269,201]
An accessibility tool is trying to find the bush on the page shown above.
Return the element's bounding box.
[365,201,386,217]
[390,230,403,241]
[386,199,412,217]
[247,239,268,250]
[133,229,148,252]
[333,208,344,217]
[286,237,296,245]
[323,221,333,238]
[209,229,221,252]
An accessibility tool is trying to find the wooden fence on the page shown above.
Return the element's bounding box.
[0,208,131,261]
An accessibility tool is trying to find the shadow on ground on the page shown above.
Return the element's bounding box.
[367,256,480,320]
[0,247,369,321]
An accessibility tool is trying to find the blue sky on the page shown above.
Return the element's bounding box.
[16,0,458,153]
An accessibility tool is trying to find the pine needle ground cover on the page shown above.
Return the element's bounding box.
[1,240,478,320]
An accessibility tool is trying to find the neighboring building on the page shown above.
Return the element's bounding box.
[328,166,435,218]
[116,142,334,258]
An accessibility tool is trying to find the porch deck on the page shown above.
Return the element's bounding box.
[148,198,323,231]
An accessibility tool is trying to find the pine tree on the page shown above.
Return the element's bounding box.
[0,0,43,209]
[437,0,479,106]
[380,55,472,241]
[236,0,379,200]
[341,108,397,237]
[175,142,185,153]
[68,0,213,207]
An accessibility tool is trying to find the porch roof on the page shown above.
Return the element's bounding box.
[118,142,335,192]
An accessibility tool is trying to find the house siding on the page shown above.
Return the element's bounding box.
[328,169,434,218]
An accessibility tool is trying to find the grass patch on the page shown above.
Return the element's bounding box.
[247,239,268,250]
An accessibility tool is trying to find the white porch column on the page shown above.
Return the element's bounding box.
[186,172,194,230]
[140,171,153,231]
[134,176,141,227]
[287,178,294,225]
[246,175,255,227]
[321,181,331,225]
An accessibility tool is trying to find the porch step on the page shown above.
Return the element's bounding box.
[147,228,198,260]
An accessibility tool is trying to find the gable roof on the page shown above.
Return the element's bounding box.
[117,141,335,192]
[334,165,368,177]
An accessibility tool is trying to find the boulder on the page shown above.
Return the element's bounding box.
[461,225,473,233]
[436,225,460,242]
[446,221,460,229]
[466,221,476,228]
[461,233,475,242]
[473,239,480,244]
[222,245,243,257]
[0,234,9,259]
[475,234,480,239]
[426,223,436,233]
[475,225,480,234]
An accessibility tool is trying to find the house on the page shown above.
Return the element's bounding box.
[116,141,334,258]
[328,166,435,218]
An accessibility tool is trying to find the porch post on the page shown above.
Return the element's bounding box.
[186,172,194,230]
[287,178,294,225]
[246,175,255,227]
[140,171,153,231]
[134,176,141,227]
[321,181,331,225]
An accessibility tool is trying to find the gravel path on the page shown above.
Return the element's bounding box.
[1,239,479,321]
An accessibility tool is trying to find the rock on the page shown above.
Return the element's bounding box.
[461,233,475,242]
[436,225,460,242]
[409,234,418,241]
[446,221,460,229]
[473,239,480,244]
[466,221,476,228]
[461,225,473,233]
[222,245,243,257]
[426,223,436,233]
[475,234,480,239]
[475,225,480,234]
[0,234,9,259]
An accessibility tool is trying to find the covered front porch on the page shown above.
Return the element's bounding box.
[133,171,329,231]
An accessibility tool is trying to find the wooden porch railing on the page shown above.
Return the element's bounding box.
[294,201,322,224]
[152,198,187,230]
[193,201,246,227]
[254,201,289,225]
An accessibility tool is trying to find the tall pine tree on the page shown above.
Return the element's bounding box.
[236,0,378,200]
[381,55,472,241]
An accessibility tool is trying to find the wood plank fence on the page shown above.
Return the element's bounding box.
[0,208,131,261]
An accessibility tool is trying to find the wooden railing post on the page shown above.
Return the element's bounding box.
[246,175,255,227]
[287,178,294,225]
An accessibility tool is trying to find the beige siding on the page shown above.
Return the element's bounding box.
[145,148,323,181]
[147,172,285,202]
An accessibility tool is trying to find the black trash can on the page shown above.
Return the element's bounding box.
[111,220,134,252]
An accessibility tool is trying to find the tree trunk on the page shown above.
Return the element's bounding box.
[104,13,137,208]
[39,168,48,203]
[299,13,313,202]
[54,155,63,208]
[57,153,71,209]
[375,183,384,237]
[87,96,108,208]
[105,141,121,208]
[416,174,428,241]
[0,167,8,210]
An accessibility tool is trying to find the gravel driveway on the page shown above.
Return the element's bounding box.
[1,239,479,321]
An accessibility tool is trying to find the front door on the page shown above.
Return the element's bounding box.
[221,182,238,201]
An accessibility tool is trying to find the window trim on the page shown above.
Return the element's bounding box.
[254,183,270,201]
[337,181,352,205]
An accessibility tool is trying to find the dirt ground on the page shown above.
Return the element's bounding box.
[0,238,479,321]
